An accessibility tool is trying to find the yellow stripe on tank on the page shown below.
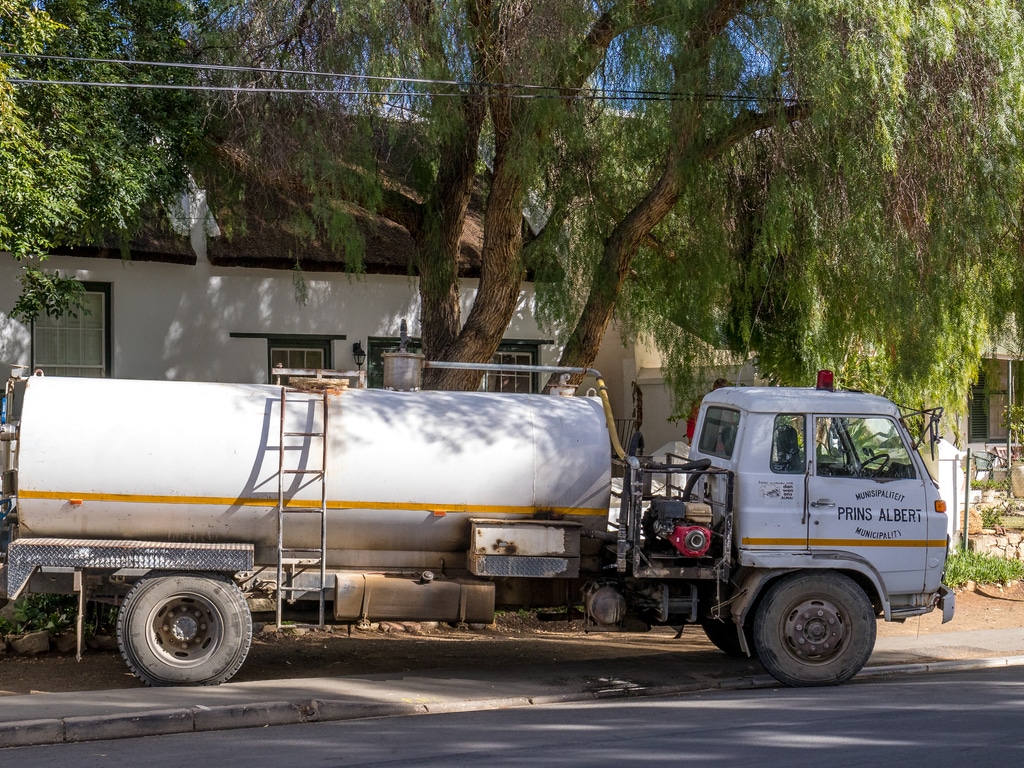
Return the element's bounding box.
[17,489,605,517]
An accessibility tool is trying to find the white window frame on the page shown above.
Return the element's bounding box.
[32,283,110,378]
[481,350,534,393]
[269,345,327,371]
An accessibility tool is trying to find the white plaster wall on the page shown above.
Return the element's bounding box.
[0,204,663,433]
[0,251,561,384]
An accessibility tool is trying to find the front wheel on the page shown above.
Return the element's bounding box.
[753,571,875,687]
[117,573,252,686]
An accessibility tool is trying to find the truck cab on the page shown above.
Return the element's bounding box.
[680,378,954,684]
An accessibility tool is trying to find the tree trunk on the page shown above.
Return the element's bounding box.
[552,1,744,384]
[554,154,684,384]
[423,92,528,390]
[416,94,487,363]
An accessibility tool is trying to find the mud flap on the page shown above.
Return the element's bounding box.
[938,584,955,624]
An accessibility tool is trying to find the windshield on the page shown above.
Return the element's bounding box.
[698,406,741,459]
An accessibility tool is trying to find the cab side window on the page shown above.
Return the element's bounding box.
[698,407,741,459]
[814,416,916,479]
[771,415,805,474]
[815,417,856,477]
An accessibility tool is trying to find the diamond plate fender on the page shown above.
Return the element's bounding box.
[3,538,254,600]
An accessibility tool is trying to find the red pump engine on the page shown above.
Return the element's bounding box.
[667,525,712,558]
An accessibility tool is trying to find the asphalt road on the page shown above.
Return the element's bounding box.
[6,666,1023,767]
[2,624,1024,750]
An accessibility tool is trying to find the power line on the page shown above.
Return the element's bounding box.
[0,51,467,89]
[0,51,807,105]
[7,79,460,98]
[6,77,767,102]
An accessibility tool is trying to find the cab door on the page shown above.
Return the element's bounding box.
[733,413,810,553]
[806,414,929,594]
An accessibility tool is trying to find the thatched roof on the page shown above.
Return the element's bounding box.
[50,143,486,277]
[51,214,196,265]
[205,178,484,276]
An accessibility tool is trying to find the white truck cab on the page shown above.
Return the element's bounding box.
[683,378,954,684]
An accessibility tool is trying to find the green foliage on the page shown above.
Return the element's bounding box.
[198,1,612,364]
[0,0,76,259]
[943,548,1024,589]
[525,1,1024,415]
[291,260,309,307]
[0,594,118,638]
[1,0,203,260]
[6,0,1018,416]
[972,476,1008,493]
[696,3,1024,417]
[8,266,87,322]
[980,504,1004,529]
[0,594,76,636]
[1002,405,1024,446]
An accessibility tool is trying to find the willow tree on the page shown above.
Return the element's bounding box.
[198,1,1024,413]
[538,1,1024,419]
[198,1,642,388]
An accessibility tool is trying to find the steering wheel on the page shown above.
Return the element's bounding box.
[859,452,890,477]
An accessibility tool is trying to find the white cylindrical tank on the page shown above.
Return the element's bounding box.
[14,376,612,568]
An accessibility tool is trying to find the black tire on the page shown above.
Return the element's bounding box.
[700,616,749,658]
[753,571,875,687]
[117,573,252,687]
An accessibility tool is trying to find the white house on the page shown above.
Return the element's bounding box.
[3,193,723,449]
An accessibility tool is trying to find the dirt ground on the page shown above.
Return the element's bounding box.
[1,581,1022,697]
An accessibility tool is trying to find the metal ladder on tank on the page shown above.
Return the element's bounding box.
[275,387,329,629]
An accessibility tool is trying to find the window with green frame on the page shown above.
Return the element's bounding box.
[267,337,331,385]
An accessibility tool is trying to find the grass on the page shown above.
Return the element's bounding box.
[944,548,1024,589]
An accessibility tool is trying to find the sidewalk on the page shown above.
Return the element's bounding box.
[2,627,1024,749]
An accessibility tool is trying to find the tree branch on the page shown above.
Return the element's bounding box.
[699,101,812,161]
[379,186,424,238]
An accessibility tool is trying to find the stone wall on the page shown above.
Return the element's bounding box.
[970,530,1024,560]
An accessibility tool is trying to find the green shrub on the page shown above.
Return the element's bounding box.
[944,548,1024,589]
[972,477,1008,492]
[0,594,76,636]
[0,595,117,638]
[981,505,1005,529]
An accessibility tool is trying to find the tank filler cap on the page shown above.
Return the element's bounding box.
[547,373,576,397]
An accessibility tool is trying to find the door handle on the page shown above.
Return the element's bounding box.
[810,499,836,508]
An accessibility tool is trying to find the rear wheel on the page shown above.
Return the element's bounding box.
[753,571,875,687]
[117,573,252,686]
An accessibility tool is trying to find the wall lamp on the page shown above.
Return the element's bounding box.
[352,341,366,370]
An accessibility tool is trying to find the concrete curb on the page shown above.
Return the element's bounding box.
[858,654,1024,679]
[3,656,1024,749]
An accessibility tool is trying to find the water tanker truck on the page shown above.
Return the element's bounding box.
[0,362,954,687]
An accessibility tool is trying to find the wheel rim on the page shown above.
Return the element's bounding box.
[781,597,847,662]
[146,592,224,668]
